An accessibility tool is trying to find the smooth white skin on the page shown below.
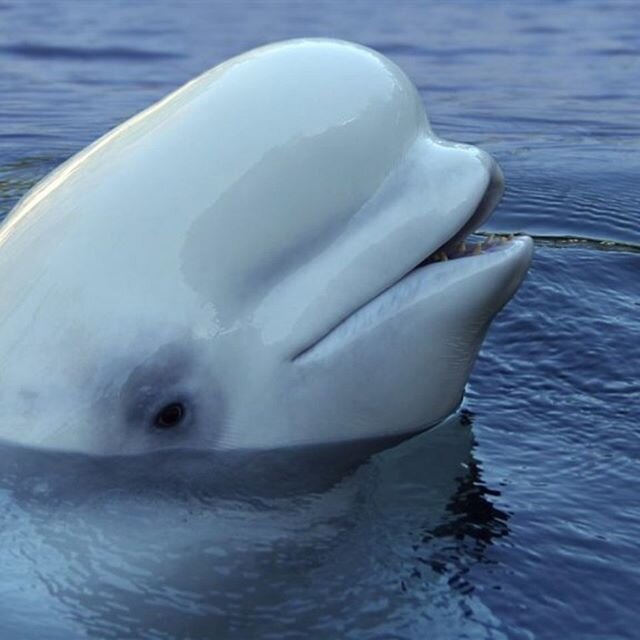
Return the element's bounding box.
[0,39,533,455]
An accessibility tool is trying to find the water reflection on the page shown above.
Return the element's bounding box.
[0,415,509,638]
[418,414,511,600]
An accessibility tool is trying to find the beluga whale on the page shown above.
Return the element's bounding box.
[0,39,532,460]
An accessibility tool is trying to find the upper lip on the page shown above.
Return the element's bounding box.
[410,159,505,271]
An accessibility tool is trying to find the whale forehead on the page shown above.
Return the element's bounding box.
[1,39,428,323]
[180,40,429,312]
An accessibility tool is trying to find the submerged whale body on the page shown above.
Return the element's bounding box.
[0,39,532,458]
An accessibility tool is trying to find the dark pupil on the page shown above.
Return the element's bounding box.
[155,402,185,429]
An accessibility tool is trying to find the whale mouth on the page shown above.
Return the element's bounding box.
[409,162,506,273]
[415,232,515,268]
[292,158,533,364]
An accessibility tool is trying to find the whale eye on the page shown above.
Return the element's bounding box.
[154,402,185,429]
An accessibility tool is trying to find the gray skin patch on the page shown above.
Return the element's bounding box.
[117,341,226,450]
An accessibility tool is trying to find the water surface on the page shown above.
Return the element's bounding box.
[0,1,638,638]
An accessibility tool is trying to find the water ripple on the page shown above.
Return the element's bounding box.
[0,0,639,638]
[1,43,184,62]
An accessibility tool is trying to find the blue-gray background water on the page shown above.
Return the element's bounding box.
[0,1,638,638]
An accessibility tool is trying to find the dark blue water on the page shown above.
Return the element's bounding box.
[0,1,638,638]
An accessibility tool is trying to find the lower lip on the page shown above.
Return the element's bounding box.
[416,233,522,269]
[294,235,533,362]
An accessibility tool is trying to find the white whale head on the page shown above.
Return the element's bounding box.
[0,39,532,456]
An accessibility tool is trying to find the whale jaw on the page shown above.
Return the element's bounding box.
[281,148,533,449]
[294,144,532,365]
[295,235,533,365]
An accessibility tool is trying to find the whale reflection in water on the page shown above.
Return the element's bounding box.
[0,414,509,639]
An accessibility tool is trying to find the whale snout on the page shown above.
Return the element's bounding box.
[432,146,504,258]
[282,138,532,446]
